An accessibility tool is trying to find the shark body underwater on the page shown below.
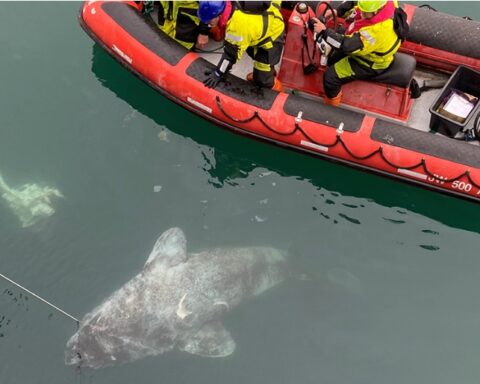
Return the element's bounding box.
[65,228,287,368]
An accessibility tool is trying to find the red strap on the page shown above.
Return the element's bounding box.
[347,1,395,34]
[219,1,233,28]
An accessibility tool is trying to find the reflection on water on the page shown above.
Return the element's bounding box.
[0,288,29,339]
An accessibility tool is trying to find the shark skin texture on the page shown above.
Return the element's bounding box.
[65,227,288,369]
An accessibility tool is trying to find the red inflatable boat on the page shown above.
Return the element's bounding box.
[78,1,480,202]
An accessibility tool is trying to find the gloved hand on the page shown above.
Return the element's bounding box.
[203,70,224,89]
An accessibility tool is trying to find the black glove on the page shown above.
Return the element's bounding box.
[203,70,224,89]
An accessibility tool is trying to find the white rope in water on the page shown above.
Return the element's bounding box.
[0,273,79,324]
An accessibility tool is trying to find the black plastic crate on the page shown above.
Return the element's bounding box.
[429,65,480,137]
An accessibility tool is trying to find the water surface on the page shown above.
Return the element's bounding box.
[1,2,480,384]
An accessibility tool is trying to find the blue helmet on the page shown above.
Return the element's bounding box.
[198,1,226,23]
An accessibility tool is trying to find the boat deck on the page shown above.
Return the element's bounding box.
[198,41,478,144]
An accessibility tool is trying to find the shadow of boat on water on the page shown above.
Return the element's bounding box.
[90,44,480,233]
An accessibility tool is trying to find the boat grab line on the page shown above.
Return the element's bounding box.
[213,96,479,190]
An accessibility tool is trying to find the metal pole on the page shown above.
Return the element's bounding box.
[0,272,79,325]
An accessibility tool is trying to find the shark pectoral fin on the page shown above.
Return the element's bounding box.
[145,227,187,269]
[179,321,236,358]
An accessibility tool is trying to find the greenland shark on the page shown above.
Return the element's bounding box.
[65,227,287,369]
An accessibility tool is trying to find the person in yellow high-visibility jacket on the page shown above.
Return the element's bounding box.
[157,1,225,50]
[203,1,285,90]
[312,0,401,106]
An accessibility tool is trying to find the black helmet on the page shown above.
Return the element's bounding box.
[236,1,271,14]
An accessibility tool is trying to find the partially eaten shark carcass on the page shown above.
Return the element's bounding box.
[65,227,288,368]
[0,172,63,228]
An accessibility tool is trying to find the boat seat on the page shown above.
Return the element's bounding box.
[371,52,416,88]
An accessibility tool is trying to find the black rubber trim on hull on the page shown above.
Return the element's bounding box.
[185,58,279,110]
[408,7,480,60]
[102,2,188,66]
[283,94,363,132]
[371,119,480,169]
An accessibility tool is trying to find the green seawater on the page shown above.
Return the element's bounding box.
[1,2,480,383]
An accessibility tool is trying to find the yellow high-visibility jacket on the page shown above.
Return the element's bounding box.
[340,1,401,70]
[158,1,207,50]
[349,17,400,70]
[224,1,284,62]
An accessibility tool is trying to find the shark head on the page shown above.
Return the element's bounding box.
[65,303,177,368]
[65,316,118,369]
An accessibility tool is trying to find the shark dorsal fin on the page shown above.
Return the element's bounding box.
[145,227,187,269]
